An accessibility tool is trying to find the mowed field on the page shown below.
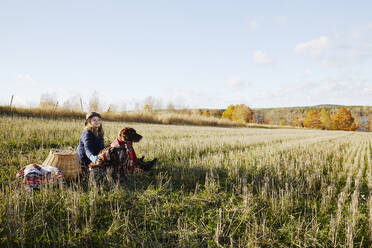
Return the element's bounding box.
[1,116,371,247]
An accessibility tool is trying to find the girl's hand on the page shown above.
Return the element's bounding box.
[89,155,98,163]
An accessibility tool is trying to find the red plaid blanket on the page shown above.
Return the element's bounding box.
[17,164,64,190]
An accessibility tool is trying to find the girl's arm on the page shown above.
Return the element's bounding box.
[83,132,99,163]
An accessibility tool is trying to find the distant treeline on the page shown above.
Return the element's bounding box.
[194,104,371,131]
[2,103,371,131]
[252,105,372,131]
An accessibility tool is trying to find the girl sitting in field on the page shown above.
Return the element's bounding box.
[77,112,105,174]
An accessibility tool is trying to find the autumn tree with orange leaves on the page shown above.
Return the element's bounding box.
[303,109,322,128]
[222,104,253,124]
[232,104,253,123]
[222,105,235,120]
[290,115,304,127]
[333,107,358,131]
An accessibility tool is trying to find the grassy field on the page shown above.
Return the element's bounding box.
[1,116,371,247]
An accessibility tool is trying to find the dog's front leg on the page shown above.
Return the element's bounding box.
[105,166,114,183]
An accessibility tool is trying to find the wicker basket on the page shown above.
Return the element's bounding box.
[42,149,81,179]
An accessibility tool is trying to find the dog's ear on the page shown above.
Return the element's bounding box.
[119,127,129,140]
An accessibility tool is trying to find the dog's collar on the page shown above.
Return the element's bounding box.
[117,137,132,146]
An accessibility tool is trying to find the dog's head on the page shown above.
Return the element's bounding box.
[119,127,142,143]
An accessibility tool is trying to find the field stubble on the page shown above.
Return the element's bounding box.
[0,116,371,247]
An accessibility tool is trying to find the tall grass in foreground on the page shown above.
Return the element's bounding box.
[0,116,371,247]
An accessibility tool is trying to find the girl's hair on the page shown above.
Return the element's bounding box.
[85,117,104,137]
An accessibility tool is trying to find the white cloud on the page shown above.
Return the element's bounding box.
[226,79,246,90]
[16,73,34,81]
[252,50,275,64]
[247,20,258,31]
[294,36,330,58]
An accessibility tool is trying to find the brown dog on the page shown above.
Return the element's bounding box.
[89,127,144,179]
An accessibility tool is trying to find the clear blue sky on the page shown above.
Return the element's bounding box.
[1,0,371,110]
